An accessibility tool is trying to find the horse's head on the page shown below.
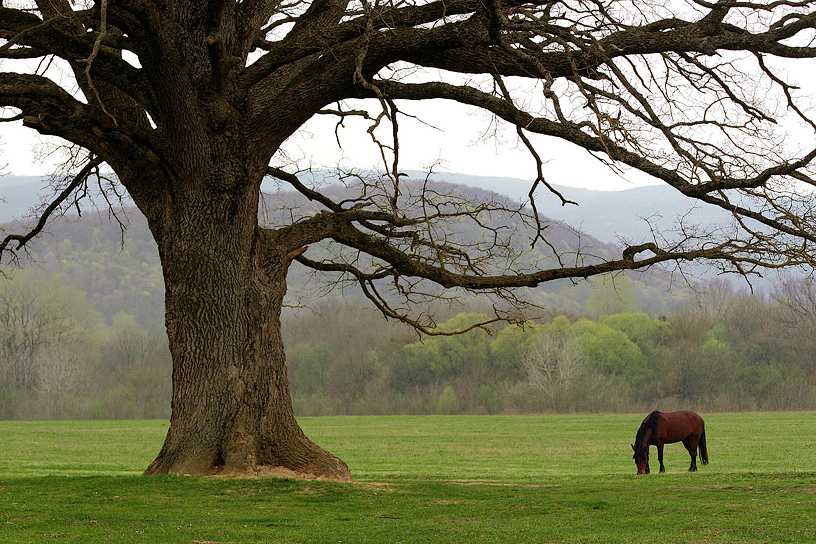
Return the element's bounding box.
[631,444,649,474]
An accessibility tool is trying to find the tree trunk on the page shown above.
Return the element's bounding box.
[142,184,351,481]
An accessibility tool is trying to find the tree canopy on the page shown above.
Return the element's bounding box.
[2,1,816,296]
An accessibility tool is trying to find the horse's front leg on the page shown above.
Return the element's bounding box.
[657,443,665,473]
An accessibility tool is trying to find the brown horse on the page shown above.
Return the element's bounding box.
[631,410,708,474]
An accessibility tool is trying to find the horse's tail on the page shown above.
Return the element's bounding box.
[699,429,709,465]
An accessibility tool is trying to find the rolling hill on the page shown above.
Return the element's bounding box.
[1,172,762,326]
[3,171,734,245]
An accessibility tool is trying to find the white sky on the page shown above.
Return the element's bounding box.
[0,100,659,191]
[1,54,814,194]
[282,99,662,191]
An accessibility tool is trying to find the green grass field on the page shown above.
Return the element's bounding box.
[1,412,814,543]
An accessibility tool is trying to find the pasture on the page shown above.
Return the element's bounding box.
[1,412,814,543]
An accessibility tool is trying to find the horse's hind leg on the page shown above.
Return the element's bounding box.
[683,436,699,472]
[657,443,666,473]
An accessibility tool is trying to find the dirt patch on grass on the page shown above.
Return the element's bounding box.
[216,465,353,482]
[215,466,395,490]
[450,481,560,488]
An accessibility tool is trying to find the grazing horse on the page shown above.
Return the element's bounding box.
[631,410,708,474]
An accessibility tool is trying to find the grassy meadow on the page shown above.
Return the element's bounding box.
[1,412,814,543]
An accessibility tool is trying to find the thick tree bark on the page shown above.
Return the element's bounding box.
[142,179,351,480]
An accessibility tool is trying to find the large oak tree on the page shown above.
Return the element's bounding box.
[2,0,816,480]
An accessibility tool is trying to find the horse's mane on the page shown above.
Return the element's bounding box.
[634,411,662,453]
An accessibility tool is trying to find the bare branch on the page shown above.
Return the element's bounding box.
[1,155,104,260]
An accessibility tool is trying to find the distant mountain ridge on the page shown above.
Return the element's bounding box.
[410,171,735,245]
[0,176,48,224]
[3,176,700,325]
[2,171,733,246]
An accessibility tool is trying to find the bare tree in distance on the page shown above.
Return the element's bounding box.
[690,278,739,321]
[35,346,88,418]
[2,0,816,479]
[774,275,816,326]
[0,269,96,394]
[524,329,586,405]
[772,275,816,396]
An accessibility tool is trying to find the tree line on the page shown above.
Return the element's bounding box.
[5,265,812,419]
[0,269,170,419]
[284,282,815,416]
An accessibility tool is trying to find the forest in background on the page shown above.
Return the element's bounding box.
[1,184,814,419]
[2,264,814,420]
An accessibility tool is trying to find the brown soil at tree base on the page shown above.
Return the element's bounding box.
[213,465,355,482]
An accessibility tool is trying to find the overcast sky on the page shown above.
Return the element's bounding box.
[0,101,658,191]
[2,57,814,194]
